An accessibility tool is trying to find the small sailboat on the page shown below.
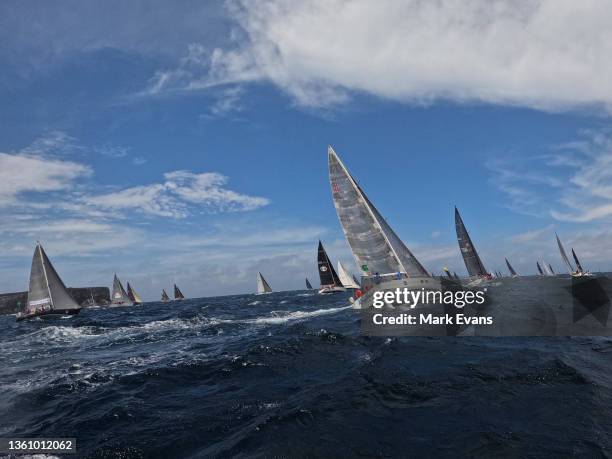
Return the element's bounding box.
[111,274,133,306]
[256,272,273,295]
[337,261,360,289]
[536,261,544,275]
[555,233,591,277]
[455,207,492,281]
[17,242,82,321]
[174,284,185,300]
[570,248,591,276]
[305,277,313,290]
[161,289,170,302]
[505,258,518,277]
[126,282,143,305]
[317,241,346,294]
[548,264,555,275]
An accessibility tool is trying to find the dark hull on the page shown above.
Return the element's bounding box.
[16,308,81,322]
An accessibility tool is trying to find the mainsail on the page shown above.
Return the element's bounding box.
[555,233,574,274]
[328,146,429,278]
[337,261,360,289]
[455,207,488,277]
[161,289,170,302]
[571,248,584,273]
[256,272,272,294]
[305,278,313,290]
[317,241,343,287]
[112,274,133,305]
[174,284,185,300]
[25,243,80,315]
[537,262,544,275]
[126,282,142,304]
[505,258,518,276]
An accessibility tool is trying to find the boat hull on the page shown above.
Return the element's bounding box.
[318,286,346,295]
[16,308,81,322]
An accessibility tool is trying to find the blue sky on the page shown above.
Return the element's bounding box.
[1,0,612,299]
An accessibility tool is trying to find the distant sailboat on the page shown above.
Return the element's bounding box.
[174,284,185,300]
[537,261,544,275]
[548,264,555,275]
[541,261,553,276]
[328,146,437,308]
[337,261,360,289]
[505,258,518,277]
[305,278,313,290]
[556,233,575,274]
[256,272,273,295]
[17,242,81,321]
[126,282,143,305]
[317,241,346,294]
[161,289,170,302]
[455,207,491,280]
[111,274,133,306]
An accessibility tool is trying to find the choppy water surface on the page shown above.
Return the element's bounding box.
[1,285,612,457]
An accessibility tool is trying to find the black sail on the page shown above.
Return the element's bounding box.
[537,262,544,275]
[505,258,518,276]
[305,278,313,289]
[548,264,555,275]
[455,207,488,277]
[174,284,185,300]
[572,249,584,273]
[317,241,342,287]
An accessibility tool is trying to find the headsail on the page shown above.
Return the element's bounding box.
[328,146,429,278]
[572,248,584,273]
[555,233,574,274]
[25,243,80,315]
[317,241,343,287]
[548,264,555,275]
[536,261,544,275]
[305,278,313,290]
[256,272,272,294]
[505,258,518,276]
[112,274,133,305]
[126,282,142,304]
[174,284,185,300]
[455,207,488,277]
[161,289,170,302]
[337,261,360,289]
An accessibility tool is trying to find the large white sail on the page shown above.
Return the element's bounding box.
[111,274,133,305]
[256,272,273,294]
[26,243,80,315]
[337,261,360,289]
[328,146,429,278]
[555,233,574,274]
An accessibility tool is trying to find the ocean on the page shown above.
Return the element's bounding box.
[1,286,612,457]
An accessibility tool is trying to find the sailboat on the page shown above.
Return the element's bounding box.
[505,258,518,277]
[126,282,143,305]
[161,289,170,302]
[174,284,185,300]
[256,272,273,295]
[328,146,437,307]
[337,261,360,289]
[571,248,591,276]
[548,264,555,275]
[455,207,492,282]
[111,274,133,306]
[305,278,313,290]
[17,242,82,321]
[317,241,346,294]
[537,261,544,275]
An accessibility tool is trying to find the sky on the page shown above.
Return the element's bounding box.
[1,0,612,299]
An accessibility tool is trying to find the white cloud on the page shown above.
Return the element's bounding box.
[84,170,269,217]
[147,0,612,113]
[0,152,91,205]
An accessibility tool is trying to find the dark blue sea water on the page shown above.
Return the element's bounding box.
[2,288,612,458]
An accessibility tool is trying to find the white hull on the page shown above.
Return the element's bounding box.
[318,285,346,295]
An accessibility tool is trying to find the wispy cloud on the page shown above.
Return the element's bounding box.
[145,0,612,113]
